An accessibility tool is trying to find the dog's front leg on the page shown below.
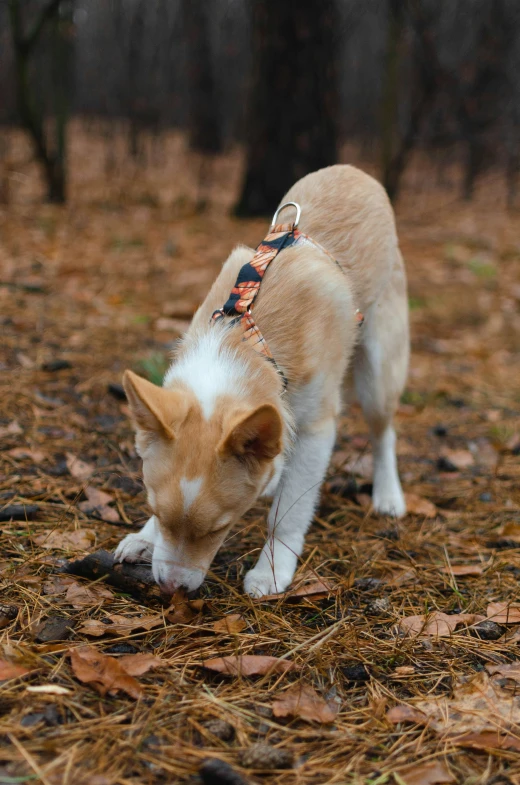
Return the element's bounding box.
[244,420,336,598]
[114,515,158,564]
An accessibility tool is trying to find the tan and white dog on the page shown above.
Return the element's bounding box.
[114,165,409,597]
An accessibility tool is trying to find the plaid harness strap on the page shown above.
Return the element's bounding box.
[211,202,363,390]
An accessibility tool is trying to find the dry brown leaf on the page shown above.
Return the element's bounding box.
[272,684,338,724]
[66,452,95,482]
[405,493,437,517]
[212,614,247,633]
[8,447,46,463]
[0,420,23,438]
[0,659,31,681]
[69,646,142,698]
[386,705,429,725]
[399,611,485,637]
[42,575,77,595]
[202,655,297,676]
[65,582,114,609]
[487,662,520,682]
[439,447,474,470]
[118,653,166,676]
[500,522,520,542]
[440,564,485,577]
[34,529,95,551]
[165,591,203,623]
[452,731,520,752]
[256,580,337,603]
[394,760,455,785]
[78,486,121,523]
[78,613,163,636]
[486,601,520,624]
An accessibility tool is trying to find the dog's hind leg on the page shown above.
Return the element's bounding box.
[352,251,409,517]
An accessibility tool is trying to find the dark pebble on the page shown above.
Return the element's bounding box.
[42,360,72,372]
[34,616,75,643]
[0,504,39,522]
[433,425,448,437]
[104,642,140,655]
[479,492,493,502]
[470,620,504,641]
[202,719,236,742]
[108,383,127,401]
[199,758,248,785]
[437,456,459,473]
[353,577,383,592]
[240,744,293,770]
[342,663,370,682]
[0,604,18,620]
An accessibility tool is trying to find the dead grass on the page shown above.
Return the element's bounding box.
[1,125,520,785]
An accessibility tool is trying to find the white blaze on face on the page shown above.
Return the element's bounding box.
[179,476,203,514]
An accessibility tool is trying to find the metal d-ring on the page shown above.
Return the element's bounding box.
[271,201,301,228]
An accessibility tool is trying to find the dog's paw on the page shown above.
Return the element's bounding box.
[372,486,406,518]
[114,532,154,564]
[243,566,292,598]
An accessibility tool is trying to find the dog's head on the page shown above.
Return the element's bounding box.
[123,370,284,593]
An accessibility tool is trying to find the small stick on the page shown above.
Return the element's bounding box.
[61,549,162,603]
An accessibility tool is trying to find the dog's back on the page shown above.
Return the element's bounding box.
[281,164,399,311]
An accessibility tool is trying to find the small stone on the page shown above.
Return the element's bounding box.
[108,383,127,401]
[42,359,72,372]
[240,744,293,770]
[365,597,391,615]
[202,719,236,742]
[34,616,75,643]
[353,577,383,592]
[433,425,448,437]
[199,758,248,785]
[470,620,504,641]
[479,492,493,502]
[342,663,370,682]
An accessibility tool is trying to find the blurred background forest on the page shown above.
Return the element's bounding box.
[1,0,520,210]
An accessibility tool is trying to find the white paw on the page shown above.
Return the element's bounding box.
[243,566,293,598]
[114,532,154,564]
[372,487,406,518]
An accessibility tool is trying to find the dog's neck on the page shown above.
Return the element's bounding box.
[163,323,291,436]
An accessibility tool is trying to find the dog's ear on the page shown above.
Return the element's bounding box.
[123,370,184,440]
[220,404,283,462]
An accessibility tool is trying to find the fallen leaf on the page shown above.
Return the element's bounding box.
[26,685,71,695]
[256,579,337,602]
[165,591,203,623]
[452,731,520,752]
[394,666,416,676]
[8,447,46,463]
[487,662,520,682]
[78,613,163,637]
[394,760,455,785]
[405,493,437,518]
[66,452,95,482]
[0,659,31,681]
[486,601,520,624]
[499,522,520,542]
[386,705,429,725]
[440,564,485,577]
[118,653,166,676]
[212,614,247,633]
[202,655,297,676]
[78,486,121,523]
[272,684,337,724]
[34,529,95,551]
[438,447,474,471]
[42,575,77,595]
[65,582,114,608]
[0,420,23,438]
[399,611,485,637]
[69,646,142,698]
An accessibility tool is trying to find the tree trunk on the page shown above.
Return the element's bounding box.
[235,0,339,217]
[183,0,222,154]
[381,0,404,199]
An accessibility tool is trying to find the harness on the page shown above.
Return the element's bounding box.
[211,201,363,390]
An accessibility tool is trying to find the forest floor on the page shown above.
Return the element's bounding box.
[1,126,520,785]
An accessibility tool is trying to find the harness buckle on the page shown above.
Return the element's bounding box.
[271,201,301,229]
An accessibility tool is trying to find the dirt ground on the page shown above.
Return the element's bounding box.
[1,126,520,785]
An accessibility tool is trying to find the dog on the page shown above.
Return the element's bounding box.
[114,164,409,597]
